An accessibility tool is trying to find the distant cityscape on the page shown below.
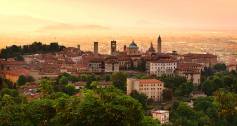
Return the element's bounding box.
[1,0,237,125]
[1,34,237,125]
[0,35,222,85]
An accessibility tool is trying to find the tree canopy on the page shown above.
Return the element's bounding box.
[0,42,64,59]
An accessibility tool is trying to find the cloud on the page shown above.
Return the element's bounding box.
[39,23,110,32]
[0,15,58,32]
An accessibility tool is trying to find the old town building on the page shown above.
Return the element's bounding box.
[149,59,177,76]
[182,53,217,67]
[127,78,164,101]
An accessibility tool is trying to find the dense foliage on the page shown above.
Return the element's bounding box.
[0,42,65,59]
[1,62,237,126]
[202,71,237,95]
[17,75,34,86]
[159,75,194,99]
[111,72,128,91]
[170,90,237,126]
[0,84,161,126]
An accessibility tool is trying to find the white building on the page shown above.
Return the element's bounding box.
[149,59,177,76]
[127,78,164,101]
[152,110,169,124]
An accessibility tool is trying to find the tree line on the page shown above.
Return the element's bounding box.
[0,42,65,59]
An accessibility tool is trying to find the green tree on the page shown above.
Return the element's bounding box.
[202,80,216,95]
[39,79,54,96]
[159,75,187,90]
[213,63,226,72]
[193,96,218,119]
[171,102,210,126]
[64,84,77,96]
[214,90,237,116]
[17,75,27,86]
[175,82,194,97]
[141,116,160,126]
[25,99,56,126]
[78,88,144,126]
[52,87,144,126]
[15,55,24,61]
[130,90,148,109]
[59,76,69,85]
[90,81,99,89]
[162,88,173,101]
[111,72,127,91]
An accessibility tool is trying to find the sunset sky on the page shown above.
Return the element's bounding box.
[0,0,237,47]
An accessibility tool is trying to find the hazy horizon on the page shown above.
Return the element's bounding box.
[1,0,237,45]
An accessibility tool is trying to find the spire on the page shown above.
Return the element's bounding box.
[147,42,155,53]
[150,42,153,48]
[158,35,161,41]
[132,40,135,44]
[157,35,162,53]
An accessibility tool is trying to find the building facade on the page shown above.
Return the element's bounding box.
[149,59,177,77]
[105,59,119,73]
[182,53,218,67]
[176,63,203,86]
[127,78,164,101]
[88,59,104,73]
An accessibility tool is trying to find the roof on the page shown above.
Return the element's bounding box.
[150,59,177,63]
[228,64,237,67]
[117,56,131,61]
[89,57,104,63]
[152,110,169,114]
[0,60,26,65]
[128,41,138,49]
[3,68,29,76]
[138,79,163,84]
[183,53,217,58]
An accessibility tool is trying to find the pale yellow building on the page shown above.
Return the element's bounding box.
[127,78,164,101]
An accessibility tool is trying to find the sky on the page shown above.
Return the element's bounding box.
[0,0,237,47]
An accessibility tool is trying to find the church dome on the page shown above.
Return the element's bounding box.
[128,41,138,49]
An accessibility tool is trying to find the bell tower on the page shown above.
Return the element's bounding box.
[157,35,162,53]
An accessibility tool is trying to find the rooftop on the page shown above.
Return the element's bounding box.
[138,79,163,84]
[183,53,217,58]
[150,59,177,63]
[152,110,169,114]
[128,41,138,49]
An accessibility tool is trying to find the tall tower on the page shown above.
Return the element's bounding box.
[157,35,162,53]
[77,45,81,51]
[94,42,98,55]
[111,40,117,55]
[124,45,127,52]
